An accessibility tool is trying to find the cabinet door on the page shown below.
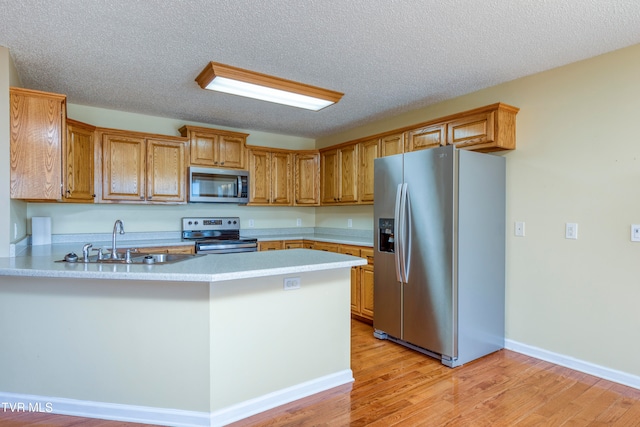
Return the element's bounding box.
[190,131,218,166]
[284,240,305,249]
[142,245,195,254]
[320,149,339,204]
[406,124,445,152]
[313,242,339,252]
[358,138,378,204]
[351,266,360,314]
[102,134,146,201]
[147,138,187,203]
[294,153,320,206]
[259,241,284,251]
[248,149,271,204]
[271,151,292,205]
[64,120,95,203]
[446,111,495,149]
[380,133,404,157]
[10,88,65,200]
[338,144,358,203]
[360,264,375,320]
[218,135,246,169]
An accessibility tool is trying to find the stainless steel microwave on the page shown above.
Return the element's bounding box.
[188,167,249,203]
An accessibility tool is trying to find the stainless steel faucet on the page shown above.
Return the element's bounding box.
[111,219,125,259]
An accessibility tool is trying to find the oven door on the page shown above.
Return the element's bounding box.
[195,239,258,254]
[189,167,249,203]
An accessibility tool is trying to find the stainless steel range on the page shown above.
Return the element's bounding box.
[182,217,257,254]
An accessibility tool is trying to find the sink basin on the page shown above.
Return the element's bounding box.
[130,253,203,265]
[58,253,204,265]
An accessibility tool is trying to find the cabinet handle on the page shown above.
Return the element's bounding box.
[148,196,152,200]
[220,161,225,165]
[140,196,144,200]
[92,194,96,198]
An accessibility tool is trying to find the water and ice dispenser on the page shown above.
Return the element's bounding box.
[378,218,395,253]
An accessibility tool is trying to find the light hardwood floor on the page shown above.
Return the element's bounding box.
[2,320,639,426]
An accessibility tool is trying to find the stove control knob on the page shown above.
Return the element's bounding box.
[194,221,199,225]
[188,221,193,225]
[233,220,237,224]
[228,220,231,224]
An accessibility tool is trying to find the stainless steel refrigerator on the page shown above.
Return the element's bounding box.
[373,145,505,367]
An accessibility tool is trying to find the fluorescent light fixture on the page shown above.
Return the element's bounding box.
[196,62,343,111]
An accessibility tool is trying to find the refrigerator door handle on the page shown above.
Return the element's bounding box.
[403,184,412,282]
[394,184,403,283]
[399,183,409,283]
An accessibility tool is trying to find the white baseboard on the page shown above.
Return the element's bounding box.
[505,339,640,390]
[0,369,354,427]
[0,391,209,426]
[210,369,354,427]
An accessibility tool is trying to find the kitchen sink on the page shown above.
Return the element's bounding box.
[58,253,204,265]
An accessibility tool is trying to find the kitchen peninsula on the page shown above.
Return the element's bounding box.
[0,248,366,427]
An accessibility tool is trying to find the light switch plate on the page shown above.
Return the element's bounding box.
[631,224,640,242]
[565,223,578,239]
[515,221,525,237]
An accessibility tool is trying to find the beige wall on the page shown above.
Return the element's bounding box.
[0,46,27,254]
[317,43,640,376]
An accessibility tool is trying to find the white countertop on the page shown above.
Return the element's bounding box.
[0,249,366,282]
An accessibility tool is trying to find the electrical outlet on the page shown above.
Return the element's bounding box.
[514,221,525,237]
[565,223,578,240]
[347,218,353,228]
[248,219,254,228]
[631,224,640,242]
[283,277,301,291]
[296,218,302,227]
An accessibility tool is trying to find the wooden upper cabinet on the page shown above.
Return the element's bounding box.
[321,144,358,204]
[179,125,248,169]
[339,144,358,203]
[271,151,292,205]
[380,133,404,157]
[405,123,445,152]
[101,131,187,204]
[446,111,494,149]
[248,149,270,204]
[146,138,187,203]
[102,134,146,201]
[445,104,518,151]
[247,148,292,205]
[358,138,379,204]
[64,119,96,203]
[320,149,339,204]
[10,87,66,201]
[294,152,320,206]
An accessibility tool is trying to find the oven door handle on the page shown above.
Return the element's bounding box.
[196,242,257,251]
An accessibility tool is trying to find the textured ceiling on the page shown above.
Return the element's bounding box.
[1,0,640,138]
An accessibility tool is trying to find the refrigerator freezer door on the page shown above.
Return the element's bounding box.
[402,146,456,358]
[374,154,404,339]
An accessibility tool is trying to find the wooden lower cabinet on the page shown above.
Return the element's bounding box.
[258,241,284,251]
[359,261,374,320]
[312,241,340,252]
[284,240,305,249]
[355,248,374,322]
[139,245,195,254]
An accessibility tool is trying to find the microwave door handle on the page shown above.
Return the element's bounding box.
[237,176,243,197]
